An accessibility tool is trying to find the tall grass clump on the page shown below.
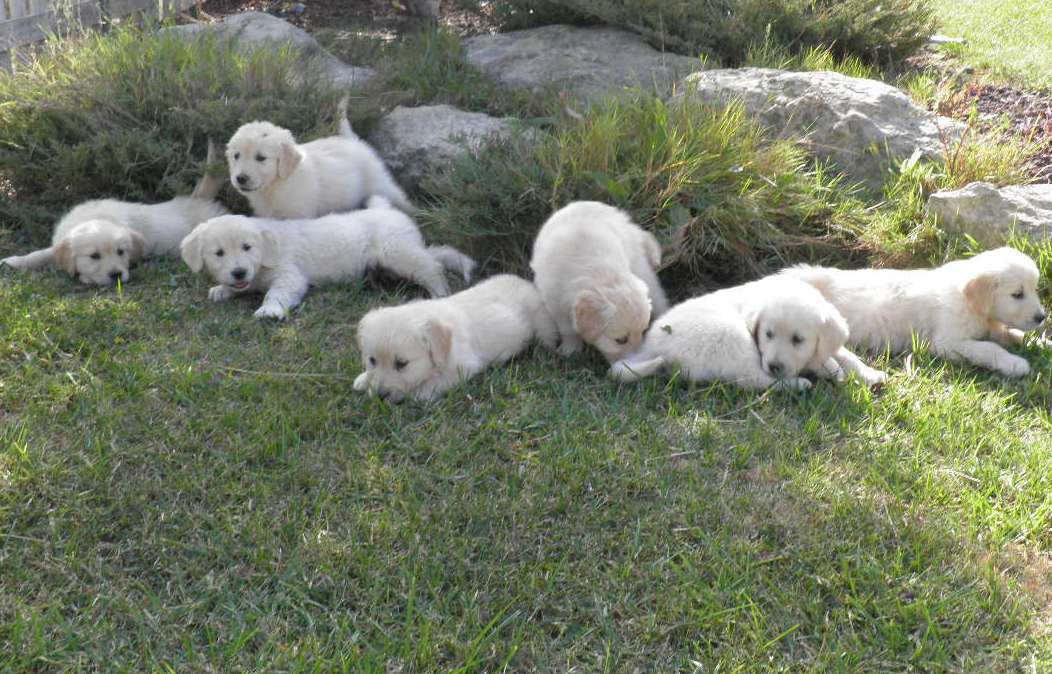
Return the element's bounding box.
[477,0,936,69]
[0,24,346,241]
[422,96,869,293]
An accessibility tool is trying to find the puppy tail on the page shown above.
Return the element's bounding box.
[2,247,54,270]
[191,139,225,201]
[609,355,665,383]
[337,96,358,139]
[428,245,477,283]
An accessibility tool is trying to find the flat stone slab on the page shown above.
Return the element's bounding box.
[926,181,1052,245]
[674,67,963,190]
[169,12,375,88]
[463,25,699,104]
[368,104,534,189]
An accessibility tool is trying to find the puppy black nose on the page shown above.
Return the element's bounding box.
[235,174,249,186]
[109,271,122,281]
[231,268,247,281]
[1035,312,1047,324]
[767,361,784,376]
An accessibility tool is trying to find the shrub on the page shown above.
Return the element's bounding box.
[420,96,870,294]
[0,24,346,241]
[481,0,936,69]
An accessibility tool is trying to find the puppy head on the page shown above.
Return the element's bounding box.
[53,219,145,285]
[226,121,303,195]
[963,247,1046,331]
[573,276,652,362]
[356,308,453,402]
[180,215,275,293]
[748,288,849,379]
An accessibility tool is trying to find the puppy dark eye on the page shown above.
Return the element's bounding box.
[1012,289,1025,299]
[215,249,224,257]
[395,359,408,371]
[243,243,252,251]
[368,356,376,366]
[116,248,124,256]
[614,335,629,345]
[233,152,240,160]
[255,154,266,162]
[791,334,804,345]
[765,329,774,339]
[89,252,101,260]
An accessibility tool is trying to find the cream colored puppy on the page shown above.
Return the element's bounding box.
[784,247,1047,377]
[611,276,885,390]
[354,274,559,401]
[530,201,669,363]
[2,145,227,285]
[180,196,473,320]
[227,98,411,219]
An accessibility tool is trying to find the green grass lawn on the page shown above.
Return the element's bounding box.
[931,0,1052,89]
[3,257,1052,671]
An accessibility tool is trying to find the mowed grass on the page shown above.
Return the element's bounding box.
[931,0,1052,89]
[3,254,1052,671]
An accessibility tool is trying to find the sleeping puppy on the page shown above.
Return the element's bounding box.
[530,201,669,363]
[1,143,227,285]
[611,276,885,390]
[784,246,1047,377]
[227,97,412,219]
[180,196,474,320]
[353,274,559,401]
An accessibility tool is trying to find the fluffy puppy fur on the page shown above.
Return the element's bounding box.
[1,144,227,285]
[354,274,559,401]
[530,201,669,363]
[783,246,1047,377]
[227,98,411,219]
[180,196,474,320]
[611,276,886,390]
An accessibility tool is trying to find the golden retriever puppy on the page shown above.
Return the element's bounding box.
[610,276,886,390]
[227,98,411,219]
[784,247,1048,377]
[180,196,473,320]
[353,274,559,401]
[2,144,227,285]
[530,201,669,363]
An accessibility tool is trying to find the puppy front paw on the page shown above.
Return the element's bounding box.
[254,303,288,320]
[353,372,370,392]
[556,335,583,357]
[208,285,233,302]
[1000,355,1031,378]
[1,256,19,269]
[858,366,888,388]
[775,377,813,392]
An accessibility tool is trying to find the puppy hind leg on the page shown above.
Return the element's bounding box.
[428,245,477,283]
[375,246,450,297]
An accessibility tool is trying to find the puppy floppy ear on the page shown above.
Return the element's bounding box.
[742,304,764,347]
[422,318,453,369]
[812,305,850,366]
[277,140,304,179]
[964,272,998,318]
[180,225,206,273]
[52,237,77,276]
[126,229,146,263]
[573,290,612,342]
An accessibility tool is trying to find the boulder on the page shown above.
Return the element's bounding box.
[674,68,963,190]
[463,25,699,104]
[368,105,535,189]
[926,182,1052,245]
[168,12,375,88]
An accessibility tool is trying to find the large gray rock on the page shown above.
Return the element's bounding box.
[368,105,534,189]
[169,12,375,88]
[926,182,1052,245]
[463,25,699,104]
[675,68,963,190]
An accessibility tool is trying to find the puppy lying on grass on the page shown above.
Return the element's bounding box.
[354,274,559,402]
[180,196,474,320]
[611,276,886,390]
[784,247,1048,377]
[531,201,669,363]
[2,143,227,286]
[227,97,412,219]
